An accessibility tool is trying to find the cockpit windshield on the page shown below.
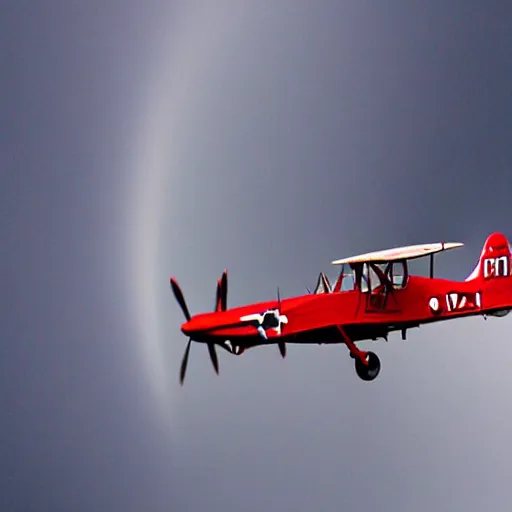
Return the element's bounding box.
[334,261,408,293]
[361,263,386,292]
[331,264,356,292]
[340,267,356,291]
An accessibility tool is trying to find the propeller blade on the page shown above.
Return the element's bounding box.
[207,343,219,374]
[179,338,192,385]
[278,341,286,358]
[215,279,222,311]
[170,278,191,321]
[220,270,228,311]
[276,287,287,340]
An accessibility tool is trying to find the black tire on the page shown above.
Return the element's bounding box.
[354,351,381,381]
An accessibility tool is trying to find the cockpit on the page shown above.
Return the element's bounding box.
[358,261,408,292]
[313,261,408,295]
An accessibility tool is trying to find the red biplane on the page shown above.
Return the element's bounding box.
[170,232,512,384]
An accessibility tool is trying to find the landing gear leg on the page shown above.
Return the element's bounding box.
[336,325,381,381]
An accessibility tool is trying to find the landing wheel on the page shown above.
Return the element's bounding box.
[355,351,381,381]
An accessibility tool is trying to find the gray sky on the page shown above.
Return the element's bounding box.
[3,1,512,511]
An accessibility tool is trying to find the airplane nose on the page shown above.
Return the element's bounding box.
[181,321,192,336]
[180,315,213,337]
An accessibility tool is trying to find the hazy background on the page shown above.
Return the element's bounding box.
[3,1,512,510]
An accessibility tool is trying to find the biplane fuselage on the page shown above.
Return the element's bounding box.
[171,232,512,383]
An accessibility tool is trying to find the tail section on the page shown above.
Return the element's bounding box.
[466,232,511,281]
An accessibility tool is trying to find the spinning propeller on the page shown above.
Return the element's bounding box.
[171,269,288,385]
[170,270,228,385]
